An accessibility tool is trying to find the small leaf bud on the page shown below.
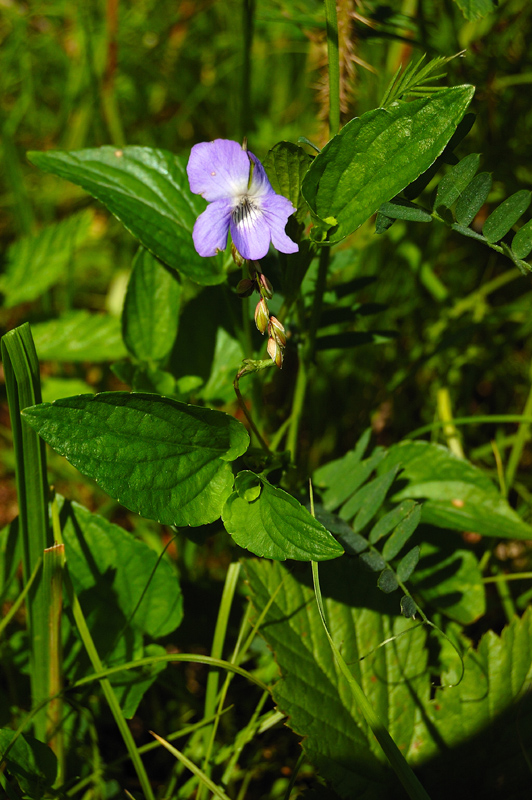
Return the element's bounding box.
[258,272,274,299]
[254,298,270,335]
[267,336,283,369]
[236,278,255,298]
[231,242,245,267]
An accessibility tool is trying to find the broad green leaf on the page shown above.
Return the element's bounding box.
[31,311,127,362]
[264,141,312,223]
[418,609,532,794]
[0,729,57,795]
[433,153,480,211]
[122,247,182,364]
[396,546,420,583]
[368,500,417,545]
[245,558,428,797]
[454,171,492,226]
[381,504,422,561]
[378,198,432,222]
[22,393,249,527]
[246,560,532,798]
[60,499,182,637]
[0,210,92,308]
[453,0,496,21]
[482,190,532,244]
[27,146,225,286]
[222,472,344,561]
[382,440,532,540]
[512,219,532,259]
[409,534,485,624]
[302,85,475,243]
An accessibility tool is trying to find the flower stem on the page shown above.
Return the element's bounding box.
[240,0,256,139]
[324,0,340,136]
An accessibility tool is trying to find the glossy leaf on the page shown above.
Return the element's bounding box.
[512,219,532,259]
[22,392,249,527]
[454,171,492,226]
[263,141,312,223]
[27,146,225,285]
[222,473,344,561]
[382,440,532,540]
[32,311,127,362]
[433,153,480,211]
[302,85,475,243]
[482,190,531,244]
[122,247,181,364]
[0,211,92,308]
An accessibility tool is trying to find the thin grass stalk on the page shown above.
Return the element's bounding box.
[323,0,340,136]
[43,544,65,781]
[199,562,241,799]
[1,323,51,740]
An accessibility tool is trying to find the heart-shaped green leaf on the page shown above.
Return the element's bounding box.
[22,393,249,527]
[27,146,225,286]
[222,472,344,561]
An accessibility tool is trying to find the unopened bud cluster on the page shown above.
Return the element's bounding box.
[236,260,286,368]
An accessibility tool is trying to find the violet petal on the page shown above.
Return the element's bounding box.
[192,199,232,257]
[187,140,250,203]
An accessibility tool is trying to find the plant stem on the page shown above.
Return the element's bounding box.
[323,0,340,136]
[240,0,255,140]
[436,387,464,458]
[505,365,532,496]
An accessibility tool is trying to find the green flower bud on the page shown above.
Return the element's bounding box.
[267,336,283,369]
[254,298,270,335]
[236,278,255,298]
[268,315,286,347]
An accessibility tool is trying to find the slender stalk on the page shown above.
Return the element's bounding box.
[436,387,464,458]
[43,544,65,783]
[505,368,532,496]
[199,562,241,798]
[323,0,340,136]
[240,0,256,140]
[234,366,272,453]
[2,324,51,739]
[286,355,307,462]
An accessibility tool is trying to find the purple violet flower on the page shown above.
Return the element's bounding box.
[187,139,299,261]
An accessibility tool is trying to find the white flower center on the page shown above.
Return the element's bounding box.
[232,196,260,227]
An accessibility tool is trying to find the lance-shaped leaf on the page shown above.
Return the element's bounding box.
[27,146,225,286]
[302,85,475,243]
[222,471,344,561]
[22,393,249,527]
[122,247,182,364]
